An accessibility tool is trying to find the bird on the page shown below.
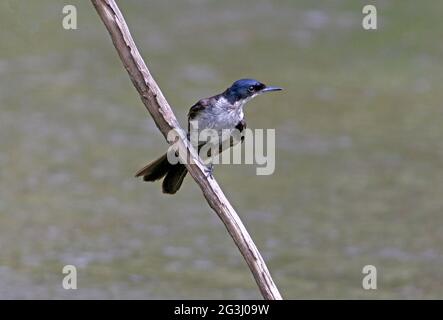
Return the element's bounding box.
[135,78,282,194]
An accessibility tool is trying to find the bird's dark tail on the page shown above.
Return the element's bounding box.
[135,153,188,194]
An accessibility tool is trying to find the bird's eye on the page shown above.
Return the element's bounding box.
[248,86,255,92]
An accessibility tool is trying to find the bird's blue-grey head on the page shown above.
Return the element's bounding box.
[224,79,282,105]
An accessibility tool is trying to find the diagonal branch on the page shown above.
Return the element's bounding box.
[91,0,282,300]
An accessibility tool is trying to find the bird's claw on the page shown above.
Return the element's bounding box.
[204,164,214,179]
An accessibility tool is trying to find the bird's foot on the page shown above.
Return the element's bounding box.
[204,163,214,179]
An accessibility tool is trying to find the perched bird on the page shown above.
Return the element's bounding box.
[135,79,282,194]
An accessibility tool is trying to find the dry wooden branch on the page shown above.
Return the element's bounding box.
[91,0,282,300]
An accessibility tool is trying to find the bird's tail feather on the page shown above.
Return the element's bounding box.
[135,153,171,181]
[162,163,188,194]
[135,153,188,194]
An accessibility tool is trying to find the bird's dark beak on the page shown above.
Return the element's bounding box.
[261,86,283,93]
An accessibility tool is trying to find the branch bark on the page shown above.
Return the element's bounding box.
[91,0,282,300]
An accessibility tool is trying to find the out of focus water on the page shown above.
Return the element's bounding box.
[1,0,443,299]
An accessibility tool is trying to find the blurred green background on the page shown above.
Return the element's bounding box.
[1,0,442,299]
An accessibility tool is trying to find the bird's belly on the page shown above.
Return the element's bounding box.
[196,107,242,132]
[191,111,245,161]
[197,116,241,143]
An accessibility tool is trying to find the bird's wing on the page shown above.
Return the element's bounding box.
[188,99,209,119]
[187,98,211,132]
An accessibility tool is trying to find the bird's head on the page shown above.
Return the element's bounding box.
[224,79,282,105]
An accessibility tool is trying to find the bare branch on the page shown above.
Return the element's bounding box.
[91,0,282,300]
